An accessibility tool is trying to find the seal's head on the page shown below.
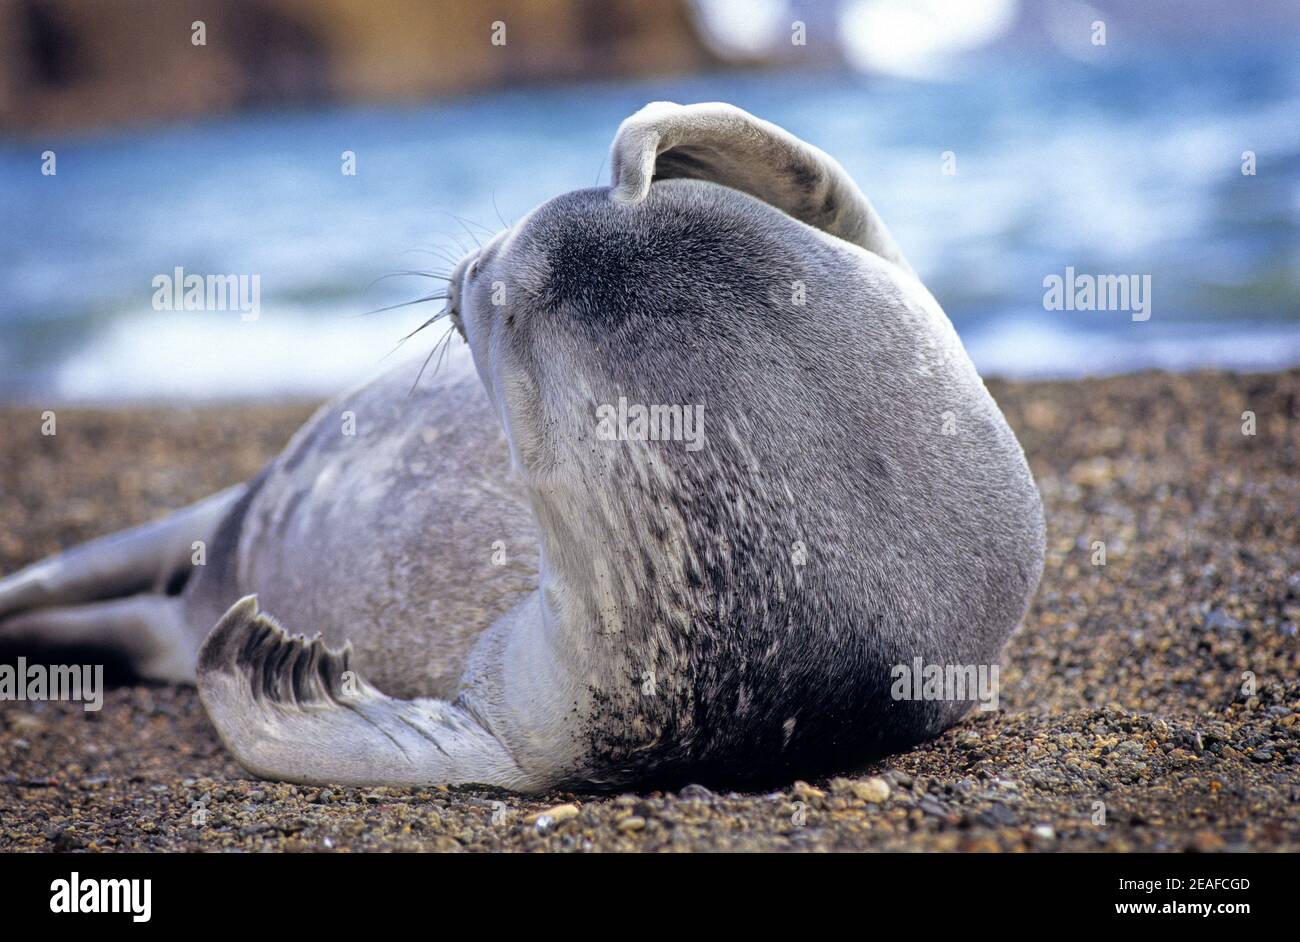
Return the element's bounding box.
[454,179,852,482]
[449,178,1043,784]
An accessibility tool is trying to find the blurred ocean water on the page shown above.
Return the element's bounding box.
[2,47,1298,401]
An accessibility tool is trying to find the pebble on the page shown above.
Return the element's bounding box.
[678,784,714,802]
[791,781,825,800]
[850,778,891,804]
[526,803,579,827]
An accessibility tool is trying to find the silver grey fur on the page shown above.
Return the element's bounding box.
[0,103,1045,792]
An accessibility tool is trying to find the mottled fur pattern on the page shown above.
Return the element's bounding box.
[0,103,1044,791]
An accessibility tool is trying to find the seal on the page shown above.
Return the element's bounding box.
[0,103,1045,791]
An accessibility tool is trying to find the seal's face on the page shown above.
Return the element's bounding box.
[450,222,546,472]
[452,180,844,608]
[456,182,796,481]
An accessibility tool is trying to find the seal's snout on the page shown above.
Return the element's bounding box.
[448,301,465,341]
[446,249,483,341]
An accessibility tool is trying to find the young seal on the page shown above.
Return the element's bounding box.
[0,103,1045,791]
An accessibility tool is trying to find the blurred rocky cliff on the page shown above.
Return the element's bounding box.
[0,0,717,133]
[5,0,1296,134]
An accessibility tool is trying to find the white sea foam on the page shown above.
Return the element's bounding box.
[963,316,1300,379]
[49,306,455,402]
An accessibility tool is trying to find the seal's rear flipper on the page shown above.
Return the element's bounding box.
[0,485,244,619]
[197,596,534,790]
[609,101,914,276]
[0,485,246,684]
[0,595,194,683]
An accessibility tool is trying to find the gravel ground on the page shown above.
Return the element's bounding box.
[1,369,1297,852]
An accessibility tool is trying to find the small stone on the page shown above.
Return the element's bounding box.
[1032,825,1056,840]
[678,784,713,801]
[792,780,825,800]
[1204,609,1243,631]
[8,714,45,735]
[46,827,84,851]
[1191,830,1224,852]
[980,803,1017,827]
[526,802,579,826]
[850,778,891,804]
[617,816,646,832]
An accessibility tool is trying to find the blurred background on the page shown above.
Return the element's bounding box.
[1,0,1297,400]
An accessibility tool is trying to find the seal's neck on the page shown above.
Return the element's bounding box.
[525,460,694,647]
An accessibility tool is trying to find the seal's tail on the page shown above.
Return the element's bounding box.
[0,485,245,683]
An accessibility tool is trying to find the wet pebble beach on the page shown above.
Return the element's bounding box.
[1,369,1297,852]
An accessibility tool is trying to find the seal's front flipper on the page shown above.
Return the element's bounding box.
[196,597,534,790]
[608,101,914,276]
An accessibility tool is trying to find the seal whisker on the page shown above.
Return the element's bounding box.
[440,233,470,256]
[396,310,449,345]
[351,293,449,319]
[407,322,457,396]
[401,247,464,268]
[381,269,454,281]
[456,229,478,252]
[431,323,458,378]
[433,209,493,244]
[491,190,513,230]
[375,309,449,365]
[361,271,452,294]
